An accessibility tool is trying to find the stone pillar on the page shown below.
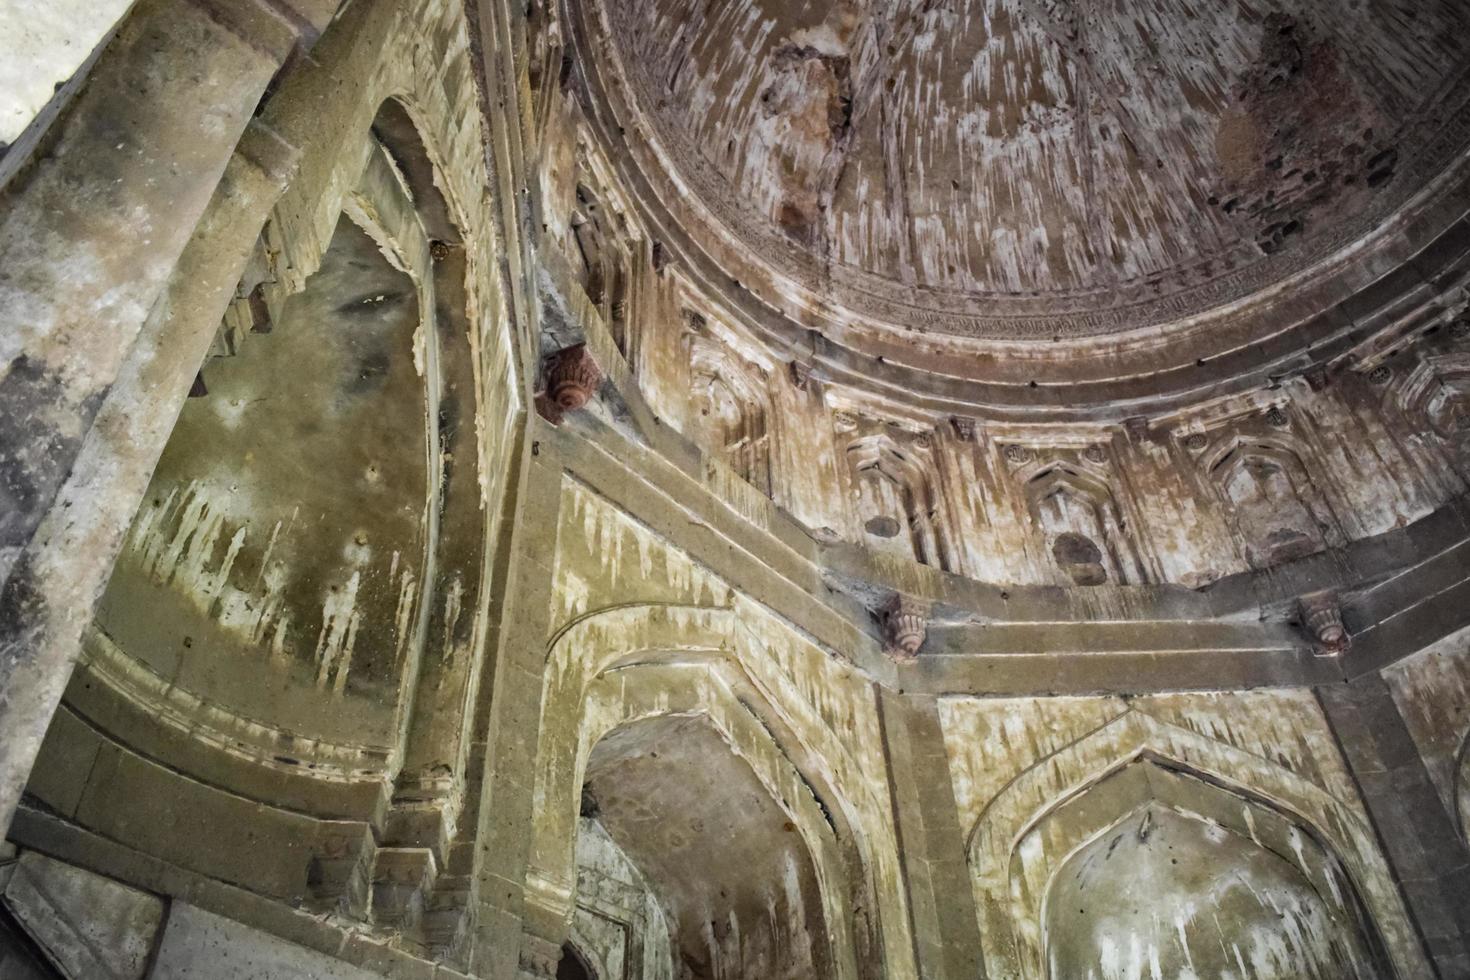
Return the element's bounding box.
[466,423,565,980]
[877,689,986,980]
[0,0,334,836]
[1317,674,1470,978]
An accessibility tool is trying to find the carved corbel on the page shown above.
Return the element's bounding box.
[1299,591,1349,656]
[536,343,602,425]
[881,594,929,663]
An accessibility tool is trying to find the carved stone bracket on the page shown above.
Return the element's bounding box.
[1299,591,1349,656]
[536,343,602,425]
[880,594,929,663]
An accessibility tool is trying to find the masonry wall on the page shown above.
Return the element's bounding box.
[3,1,1470,979]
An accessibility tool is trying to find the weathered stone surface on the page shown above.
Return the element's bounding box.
[2,851,163,980]
[150,903,381,979]
[7,0,1470,978]
[0,0,137,148]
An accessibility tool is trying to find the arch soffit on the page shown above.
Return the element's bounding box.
[1016,461,1120,518]
[535,603,909,978]
[541,604,874,846]
[531,661,863,980]
[542,604,877,821]
[846,434,935,495]
[254,1,519,397]
[1201,431,1311,481]
[68,86,486,792]
[1031,786,1393,980]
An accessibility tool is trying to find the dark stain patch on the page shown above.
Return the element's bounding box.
[0,355,98,550]
[1213,14,1398,257]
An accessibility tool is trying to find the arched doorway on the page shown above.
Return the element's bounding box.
[556,942,597,980]
[577,714,833,979]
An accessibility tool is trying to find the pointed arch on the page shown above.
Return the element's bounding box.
[683,327,774,495]
[1018,459,1145,586]
[964,709,1429,979]
[1394,353,1470,441]
[1202,433,1342,569]
[846,434,953,571]
[527,603,909,980]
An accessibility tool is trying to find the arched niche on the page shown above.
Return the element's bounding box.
[1039,767,1387,980]
[571,182,610,306]
[683,321,773,496]
[1204,437,1340,570]
[846,434,952,571]
[77,93,490,830]
[566,164,639,352]
[1393,354,1470,476]
[526,604,901,980]
[94,202,428,748]
[966,710,1429,979]
[557,941,598,980]
[1019,461,1141,587]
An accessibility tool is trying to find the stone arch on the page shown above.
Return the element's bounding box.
[571,181,611,306]
[575,674,849,980]
[846,434,952,571]
[1018,460,1144,586]
[1393,353,1470,456]
[369,98,462,246]
[346,95,499,856]
[965,710,1429,979]
[528,603,898,980]
[1203,435,1341,569]
[90,172,436,772]
[1042,793,1386,980]
[64,3,508,837]
[557,939,599,980]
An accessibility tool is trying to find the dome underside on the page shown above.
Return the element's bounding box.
[598,0,1470,339]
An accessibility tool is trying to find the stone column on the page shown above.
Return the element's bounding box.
[0,0,334,836]
[1317,674,1470,978]
[466,421,565,980]
[877,689,986,980]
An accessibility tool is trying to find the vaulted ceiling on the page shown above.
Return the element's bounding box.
[571,0,1470,408]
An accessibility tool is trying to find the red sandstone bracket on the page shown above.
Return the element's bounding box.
[880,593,929,664]
[535,343,603,425]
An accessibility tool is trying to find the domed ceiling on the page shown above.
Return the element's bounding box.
[578,0,1470,345]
